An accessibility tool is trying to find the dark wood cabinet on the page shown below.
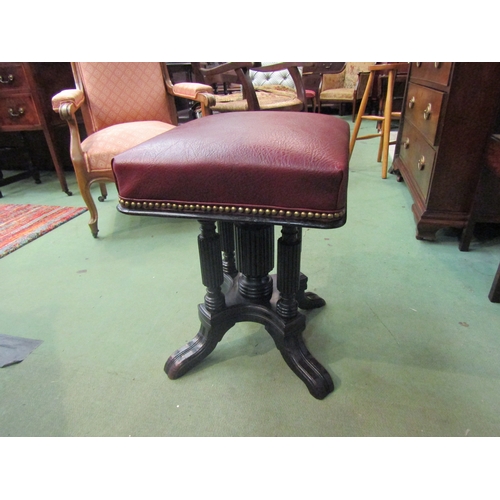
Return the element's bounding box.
[0,62,75,195]
[392,62,500,240]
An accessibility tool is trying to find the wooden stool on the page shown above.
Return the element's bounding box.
[112,111,350,399]
[349,63,408,179]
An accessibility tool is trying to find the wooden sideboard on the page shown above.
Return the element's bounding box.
[0,62,75,195]
[392,62,500,240]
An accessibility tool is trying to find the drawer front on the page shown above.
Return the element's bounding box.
[411,62,452,87]
[0,94,41,128]
[404,82,444,146]
[399,119,436,199]
[0,63,29,93]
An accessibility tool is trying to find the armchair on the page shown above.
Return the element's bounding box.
[52,62,214,237]
[180,62,307,113]
[318,62,374,120]
[301,63,346,113]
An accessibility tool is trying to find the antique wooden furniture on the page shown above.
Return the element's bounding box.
[318,62,374,119]
[177,63,308,114]
[0,62,73,196]
[459,134,500,251]
[392,63,500,241]
[302,63,346,113]
[112,111,350,400]
[490,262,500,303]
[52,63,207,237]
[349,63,409,179]
[457,132,500,302]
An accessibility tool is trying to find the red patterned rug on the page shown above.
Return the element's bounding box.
[0,204,87,258]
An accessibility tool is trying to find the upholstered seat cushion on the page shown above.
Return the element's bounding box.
[112,111,349,226]
[82,121,176,172]
[320,88,355,101]
[211,86,303,112]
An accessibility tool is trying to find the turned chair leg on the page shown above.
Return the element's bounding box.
[489,262,500,303]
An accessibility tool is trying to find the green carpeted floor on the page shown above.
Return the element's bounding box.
[1,117,500,438]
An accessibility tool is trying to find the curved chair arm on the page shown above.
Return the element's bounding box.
[52,89,85,116]
[51,89,85,169]
[168,82,216,116]
[355,71,371,97]
[163,64,218,117]
[193,63,259,111]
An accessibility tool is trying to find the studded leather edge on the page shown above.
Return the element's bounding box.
[118,198,346,222]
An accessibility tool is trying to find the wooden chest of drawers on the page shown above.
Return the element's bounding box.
[393,63,500,240]
[0,63,74,195]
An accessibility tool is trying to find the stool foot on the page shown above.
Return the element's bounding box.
[165,306,231,380]
[297,273,326,310]
[165,275,333,400]
[278,330,334,400]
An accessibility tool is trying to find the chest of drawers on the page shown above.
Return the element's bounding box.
[0,63,74,195]
[393,63,500,240]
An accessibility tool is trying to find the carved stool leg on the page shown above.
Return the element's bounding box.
[165,221,227,379]
[166,221,333,400]
[272,225,334,399]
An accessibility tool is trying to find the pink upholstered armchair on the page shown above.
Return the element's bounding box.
[52,62,214,237]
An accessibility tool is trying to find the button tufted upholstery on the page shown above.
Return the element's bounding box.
[249,65,298,89]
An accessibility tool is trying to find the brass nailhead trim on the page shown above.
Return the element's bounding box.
[119,199,345,221]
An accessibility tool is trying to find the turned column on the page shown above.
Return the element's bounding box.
[277,225,302,318]
[234,223,274,301]
[217,221,238,278]
[198,221,225,313]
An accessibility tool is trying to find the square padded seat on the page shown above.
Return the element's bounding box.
[112,111,350,400]
[112,111,349,228]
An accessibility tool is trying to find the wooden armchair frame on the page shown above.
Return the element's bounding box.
[52,63,194,237]
[175,63,309,114]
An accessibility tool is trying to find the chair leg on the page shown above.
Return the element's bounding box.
[77,179,99,238]
[98,183,108,202]
[380,69,395,179]
[489,262,500,303]
[349,71,375,158]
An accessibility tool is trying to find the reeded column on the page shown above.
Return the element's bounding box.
[235,223,274,301]
[276,225,302,318]
[198,221,225,313]
[217,221,238,277]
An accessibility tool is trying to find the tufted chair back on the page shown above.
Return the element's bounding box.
[72,62,177,134]
[249,63,300,89]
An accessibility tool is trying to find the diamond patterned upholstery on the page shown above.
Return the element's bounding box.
[52,62,178,237]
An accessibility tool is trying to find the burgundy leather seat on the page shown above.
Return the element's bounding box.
[112,111,350,399]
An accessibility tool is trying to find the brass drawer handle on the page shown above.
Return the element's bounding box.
[408,96,415,109]
[0,74,14,84]
[416,63,422,67]
[8,107,25,117]
[417,156,425,170]
[404,137,410,149]
[423,103,432,120]
[434,62,441,69]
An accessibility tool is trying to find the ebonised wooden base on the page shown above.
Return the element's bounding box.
[165,220,334,400]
